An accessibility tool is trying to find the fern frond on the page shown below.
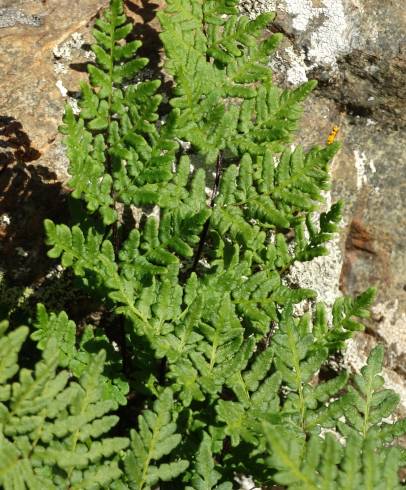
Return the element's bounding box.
[295,201,344,261]
[39,1,406,487]
[261,346,406,489]
[0,320,128,489]
[311,288,376,351]
[31,304,129,405]
[58,0,178,225]
[185,432,233,490]
[159,2,312,163]
[31,304,76,367]
[334,345,405,441]
[124,388,188,490]
[263,426,404,490]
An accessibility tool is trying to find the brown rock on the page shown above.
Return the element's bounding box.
[0,0,107,159]
[0,0,107,285]
[345,219,375,255]
[0,0,165,289]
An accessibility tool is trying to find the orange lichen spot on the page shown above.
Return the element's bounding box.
[327,125,340,145]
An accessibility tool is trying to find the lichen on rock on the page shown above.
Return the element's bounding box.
[0,7,42,28]
[239,0,406,414]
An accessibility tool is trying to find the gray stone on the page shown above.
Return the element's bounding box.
[0,7,42,28]
[241,0,406,409]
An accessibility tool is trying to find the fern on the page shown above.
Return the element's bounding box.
[59,0,178,225]
[262,349,406,490]
[13,0,403,488]
[185,432,233,490]
[31,304,129,405]
[0,320,128,489]
[264,428,403,490]
[124,388,188,490]
[333,345,406,442]
[159,1,314,162]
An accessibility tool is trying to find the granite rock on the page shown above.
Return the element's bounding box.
[0,0,107,285]
[254,0,406,409]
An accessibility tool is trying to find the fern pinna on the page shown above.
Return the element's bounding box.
[26,0,406,488]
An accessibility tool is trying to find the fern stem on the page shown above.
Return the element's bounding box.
[362,375,374,438]
[190,152,223,274]
[107,16,119,255]
[287,322,306,429]
[67,390,91,482]
[139,417,162,490]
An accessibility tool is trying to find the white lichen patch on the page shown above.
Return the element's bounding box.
[344,336,368,373]
[286,236,343,311]
[368,159,376,174]
[366,118,377,127]
[53,32,85,60]
[319,426,345,445]
[282,0,315,31]
[284,179,344,318]
[235,475,261,490]
[0,214,11,226]
[284,46,309,84]
[306,0,351,66]
[52,32,95,76]
[53,61,68,75]
[270,48,308,86]
[239,0,277,18]
[0,7,42,28]
[243,0,356,85]
[45,264,64,280]
[382,370,406,414]
[55,79,68,98]
[67,97,80,115]
[244,0,359,77]
[353,149,376,190]
[281,0,352,67]
[55,80,80,115]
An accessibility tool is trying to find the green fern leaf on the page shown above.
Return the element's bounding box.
[185,432,233,490]
[124,388,188,489]
[0,320,128,489]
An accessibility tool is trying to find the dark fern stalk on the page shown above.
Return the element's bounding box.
[190,151,223,274]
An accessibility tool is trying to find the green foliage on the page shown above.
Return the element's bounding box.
[159,1,315,162]
[262,348,406,490]
[333,345,406,442]
[59,0,178,225]
[185,432,233,490]
[0,320,128,489]
[1,0,401,488]
[264,428,404,490]
[32,304,129,405]
[124,388,188,489]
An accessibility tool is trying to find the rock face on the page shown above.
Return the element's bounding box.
[247,0,406,410]
[0,0,109,288]
[0,2,404,490]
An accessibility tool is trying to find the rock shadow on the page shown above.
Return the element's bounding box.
[124,0,174,115]
[125,0,162,73]
[0,116,68,287]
